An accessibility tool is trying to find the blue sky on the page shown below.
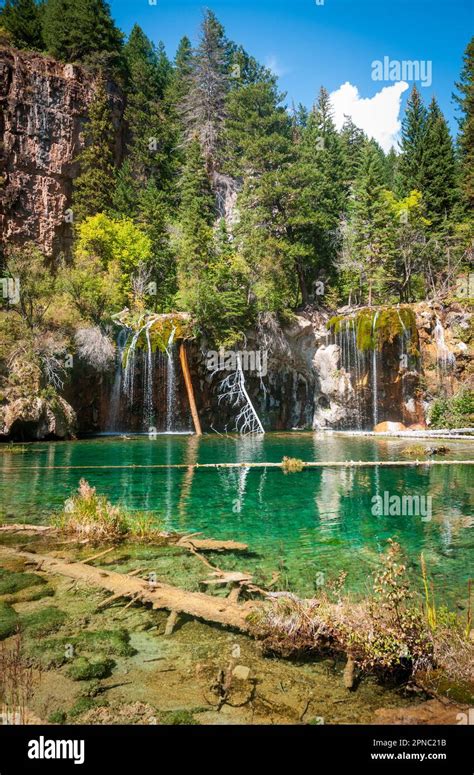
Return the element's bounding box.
[109,0,473,147]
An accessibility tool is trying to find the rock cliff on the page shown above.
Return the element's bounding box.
[0,46,123,257]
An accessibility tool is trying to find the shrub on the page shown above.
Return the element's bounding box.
[53,479,129,541]
[429,389,474,429]
[48,710,67,724]
[52,480,163,542]
[281,457,304,473]
[74,327,115,372]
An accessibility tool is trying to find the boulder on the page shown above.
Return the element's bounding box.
[374,421,407,433]
[0,396,76,440]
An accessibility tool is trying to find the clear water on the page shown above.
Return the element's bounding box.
[1,433,472,605]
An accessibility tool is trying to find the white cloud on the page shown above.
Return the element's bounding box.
[265,55,288,78]
[329,81,409,152]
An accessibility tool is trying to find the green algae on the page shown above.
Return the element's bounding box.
[328,307,418,353]
[0,600,19,639]
[68,656,116,681]
[0,568,45,596]
[21,606,67,637]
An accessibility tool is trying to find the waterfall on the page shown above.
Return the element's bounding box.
[123,326,142,406]
[371,310,380,429]
[143,321,154,430]
[166,329,177,433]
[434,317,455,371]
[106,332,127,432]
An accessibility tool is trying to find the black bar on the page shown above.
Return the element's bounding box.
[0,724,472,773]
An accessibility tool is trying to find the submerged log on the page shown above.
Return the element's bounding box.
[0,546,256,633]
[177,537,249,552]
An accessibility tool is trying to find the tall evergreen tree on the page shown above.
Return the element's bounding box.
[344,142,396,305]
[42,0,122,67]
[310,88,347,212]
[454,37,474,210]
[182,10,229,171]
[0,0,44,50]
[397,85,427,195]
[384,147,398,191]
[122,25,175,187]
[226,79,298,310]
[72,77,116,222]
[421,98,458,227]
[176,138,215,285]
[340,115,366,188]
[167,36,193,109]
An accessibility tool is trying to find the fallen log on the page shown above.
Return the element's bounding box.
[177,537,249,553]
[0,546,257,633]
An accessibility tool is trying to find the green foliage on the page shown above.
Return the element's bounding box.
[48,709,67,724]
[0,601,19,639]
[20,606,67,637]
[3,244,58,328]
[454,37,474,211]
[0,0,44,50]
[428,389,474,429]
[75,213,152,280]
[72,78,116,223]
[0,567,44,596]
[41,0,123,70]
[52,478,129,540]
[2,8,470,348]
[52,479,164,541]
[421,99,459,228]
[397,85,428,196]
[160,710,199,725]
[341,143,396,305]
[67,655,115,681]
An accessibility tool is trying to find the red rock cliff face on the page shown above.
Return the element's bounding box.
[0,47,123,256]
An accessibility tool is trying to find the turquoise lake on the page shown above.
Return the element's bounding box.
[1,433,472,605]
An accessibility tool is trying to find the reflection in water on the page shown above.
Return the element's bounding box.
[0,433,472,603]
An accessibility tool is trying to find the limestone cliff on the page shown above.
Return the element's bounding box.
[0,46,123,257]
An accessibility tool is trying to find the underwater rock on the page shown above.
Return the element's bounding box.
[232,665,251,681]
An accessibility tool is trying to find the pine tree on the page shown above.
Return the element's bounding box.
[176,139,215,284]
[224,77,292,175]
[167,36,193,109]
[454,37,474,210]
[122,25,175,187]
[346,142,396,305]
[384,147,398,191]
[340,115,366,188]
[421,98,458,228]
[226,79,297,310]
[397,85,427,195]
[182,10,229,171]
[0,0,44,50]
[42,0,122,67]
[72,77,116,222]
[310,88,347,212]
[281,88,346,303]
[136,181,176,309]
